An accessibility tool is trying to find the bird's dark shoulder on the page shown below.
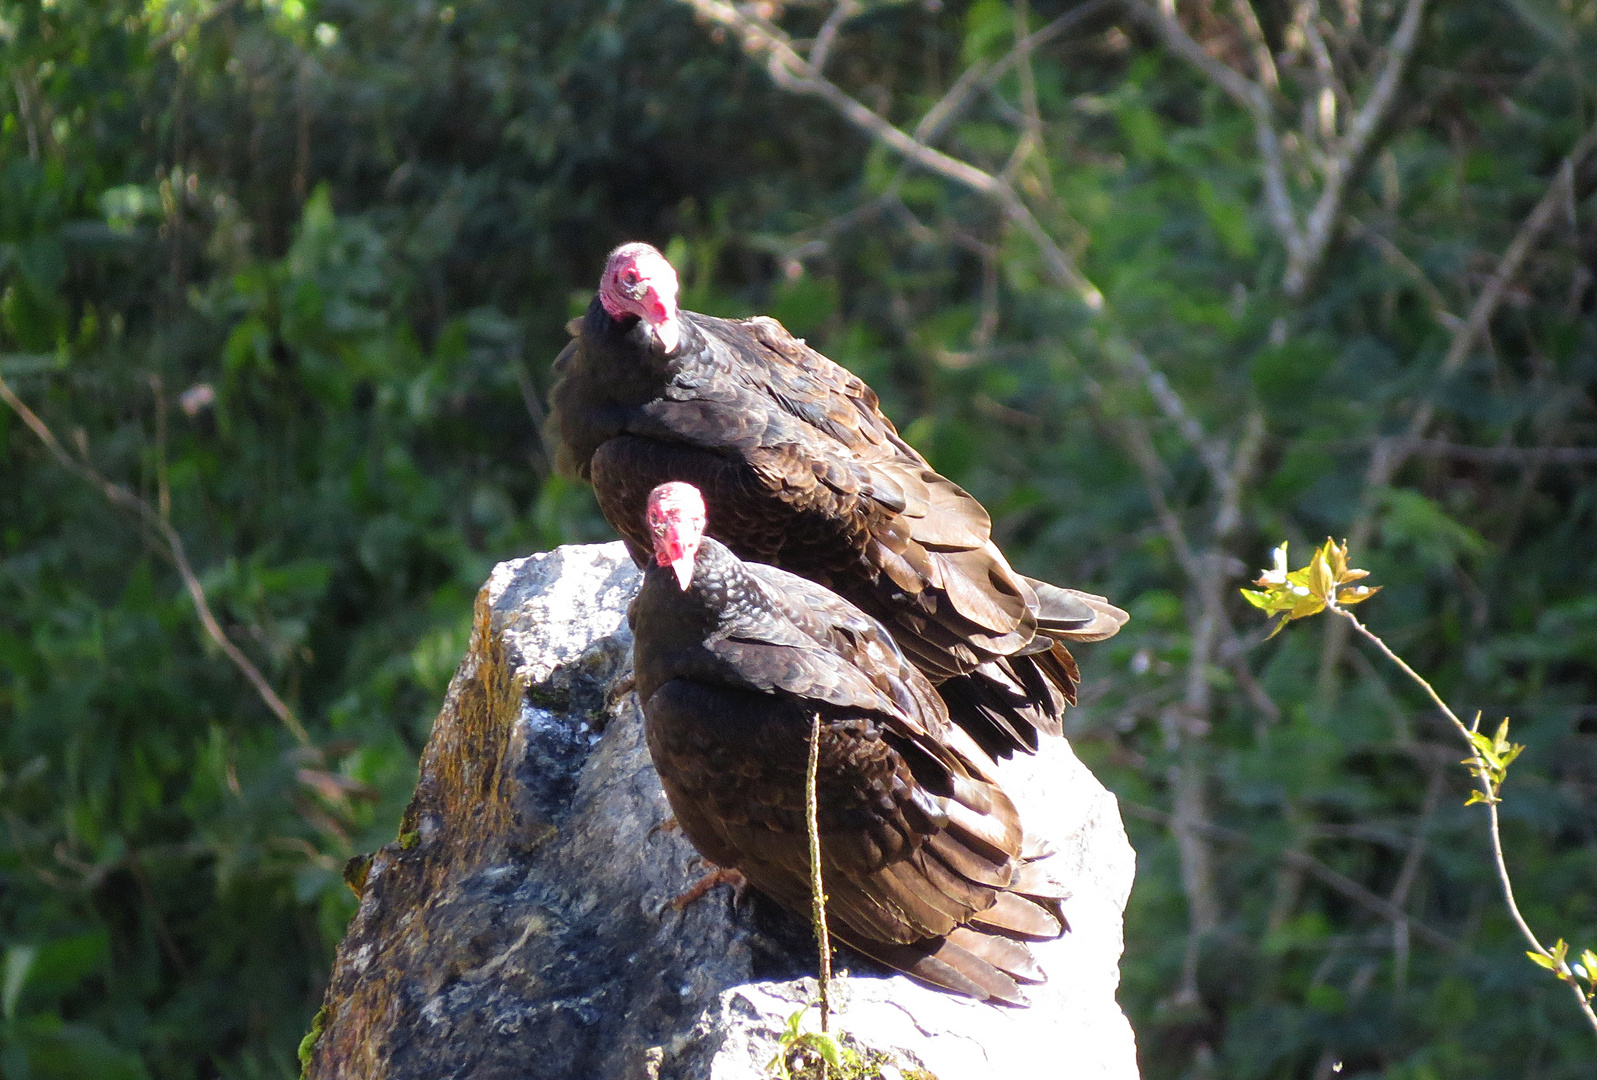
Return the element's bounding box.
[545,298,673,479]
[631,542,906,721]
[741,562,950,734]
[677,311,907,458]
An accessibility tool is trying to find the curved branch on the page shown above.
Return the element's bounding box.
[1290,0,1428,297]
[676,0,1104,309]
[0,373,312,746]
[1123,0,1301,265]
[1331,605,1597,1036]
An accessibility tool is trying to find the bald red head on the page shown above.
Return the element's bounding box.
[599,243,681,354]
[646,482,706,589]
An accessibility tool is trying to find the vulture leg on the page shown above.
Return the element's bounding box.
[671,865,750,911]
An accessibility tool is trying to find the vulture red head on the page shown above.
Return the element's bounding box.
[646,481,706,589]
[599,242,681,354]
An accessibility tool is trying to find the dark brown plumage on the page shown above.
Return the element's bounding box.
[548,243,1127,757]
[631,483,1068,1004]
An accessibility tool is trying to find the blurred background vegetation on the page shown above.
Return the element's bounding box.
[1,0,1594,1076]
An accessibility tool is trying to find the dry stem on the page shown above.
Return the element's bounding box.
[1125,0,1428,297]
[1321,119,1597,693]
[806,710,832,1036]
[0,372,312,746]
[675,0,1103,308]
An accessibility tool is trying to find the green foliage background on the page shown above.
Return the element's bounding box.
[1,0,1594,1076]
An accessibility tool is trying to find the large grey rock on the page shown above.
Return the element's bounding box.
[305,542,1139,1080]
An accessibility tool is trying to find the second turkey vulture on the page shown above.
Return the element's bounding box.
[547,242,1126,757]
[631,482,1069,1005]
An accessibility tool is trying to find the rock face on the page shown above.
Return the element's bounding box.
[305,543,1140,1080]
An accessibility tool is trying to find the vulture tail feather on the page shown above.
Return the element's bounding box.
[966,890,1065,940]
[838,931,1030,1006]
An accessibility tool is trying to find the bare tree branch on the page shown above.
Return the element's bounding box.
[1124,0,1301,264]
[1419,129,1597,426]
[676,0,1104,308]
[1387,767,1443,992]
[1006,0,1053,192]
[1347,216,1462,328]
[1125,0,1428,297]
[1320,120,1597,691]
[1290,0,1427,297]
[1230,0,1280,91]
[1399,439,1597,466]
[913,0,1114,145]
[1084,376,1206,579]
[1114,343,1233,483]
[0,372,313,747]
[1296,0,1350,117]
[808,0,859,75]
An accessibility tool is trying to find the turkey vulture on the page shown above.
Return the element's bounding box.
[548,243,1126,758]
[631,482,1068,1005]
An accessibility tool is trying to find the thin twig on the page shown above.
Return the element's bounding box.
[514,364,552,479]
[806,710,832,1036]
[1387,122,1597,472]
[1323,120,1597,690]
[913,0,1114,145]
[1125,0,1428,297]
[0,373,312,746]
[1329,604,1597,1034]
[10,70,40,161]
[1347,217,1461,328]
[1291,0,1427,297]
[808,0,859,75]
[1230,0,1280,91]
[1386,768,1443,993]
[676,0,1103,308]
[1008,0,1054,194]
[149,373,172,521]
[1296,0,1347,116]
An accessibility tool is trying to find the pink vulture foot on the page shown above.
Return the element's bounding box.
[671,866,749,910]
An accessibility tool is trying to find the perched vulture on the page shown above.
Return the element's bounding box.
[548,242,1127,757]
[631,482,1068,1005]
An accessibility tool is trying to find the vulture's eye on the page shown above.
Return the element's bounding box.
[623,270,639,286]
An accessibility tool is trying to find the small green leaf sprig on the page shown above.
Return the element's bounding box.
[1243,538,1597,1039]
[766,1007,918,1080]
[1528,941,1597,1011]
[1461,712,1523,807]
[768,1007,852,1079]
